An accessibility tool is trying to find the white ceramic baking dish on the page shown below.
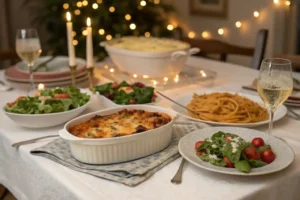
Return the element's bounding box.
[100,41,199,78]
[59,105,177,164]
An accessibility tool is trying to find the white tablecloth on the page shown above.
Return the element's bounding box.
[1,57,300,200]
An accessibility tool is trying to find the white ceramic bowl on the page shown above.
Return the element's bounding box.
[4,99,91,128]
[59,105,177,164]
[100,42,200,77]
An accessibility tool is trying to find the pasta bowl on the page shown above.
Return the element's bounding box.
[59,105,177,164]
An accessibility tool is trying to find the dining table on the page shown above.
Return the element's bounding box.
[1,56,300,200]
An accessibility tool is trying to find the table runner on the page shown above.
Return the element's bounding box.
[30,121,208,186]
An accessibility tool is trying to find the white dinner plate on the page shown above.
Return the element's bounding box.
[179,127,294,176]
[171,91,287,127]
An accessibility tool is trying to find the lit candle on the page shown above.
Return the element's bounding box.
[66,12,76,66]
[86,17,94,68]
[38,83,45,91]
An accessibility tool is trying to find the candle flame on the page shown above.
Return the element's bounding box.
[66,12,71,21]
[87,17,91,26]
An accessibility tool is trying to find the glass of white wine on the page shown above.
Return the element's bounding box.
[16,29,42,94]
[257,58,293,134]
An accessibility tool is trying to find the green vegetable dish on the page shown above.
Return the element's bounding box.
[195,131,276,173]
[5,87,90,114]
[94,81,157,105]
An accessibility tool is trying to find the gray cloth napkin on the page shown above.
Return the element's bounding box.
[30,121,207,186]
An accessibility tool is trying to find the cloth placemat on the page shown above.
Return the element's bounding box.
[31,121,209,186]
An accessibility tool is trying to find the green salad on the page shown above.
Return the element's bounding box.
[5,87,90,114]
[94,81,157,105]
[195,131,276,173]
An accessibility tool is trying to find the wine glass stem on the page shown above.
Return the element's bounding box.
[28,62,34,95]
[268,109,274,134]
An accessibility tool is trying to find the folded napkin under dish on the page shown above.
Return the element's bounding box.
[31,121,209,186]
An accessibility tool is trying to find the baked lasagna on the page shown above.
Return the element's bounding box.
[68,109,172,138]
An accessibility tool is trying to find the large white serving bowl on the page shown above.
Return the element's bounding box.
[100,41,199,78]
[4,98,91,128]
[59,105,177,164]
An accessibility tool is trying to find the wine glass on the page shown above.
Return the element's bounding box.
[16,29,42,94]
[257,58,293,134]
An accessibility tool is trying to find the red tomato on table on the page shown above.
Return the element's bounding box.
[243,147,260,160]
[223,156,234,168]
[54,93,70,99]
[261,149,276,163]
[195,141,204,150]
[251,137,265,148]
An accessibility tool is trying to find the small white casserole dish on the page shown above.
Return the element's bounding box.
[59,105,177,164]
[100,38,200,78]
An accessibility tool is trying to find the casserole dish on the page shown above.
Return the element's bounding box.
[59,105,177,164]
[100,37,200,77]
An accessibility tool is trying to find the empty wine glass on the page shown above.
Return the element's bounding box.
[16,29,42,94]
[257,58,293,134]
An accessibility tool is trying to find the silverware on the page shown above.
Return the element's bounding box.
[287,107,300,120]
[156,91,200,117]
[12,135,59,148]
[171,158,186,184]
[33,56,56,72]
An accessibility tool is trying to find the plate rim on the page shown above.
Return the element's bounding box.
[178,126,295,176]
[171,91,287,127]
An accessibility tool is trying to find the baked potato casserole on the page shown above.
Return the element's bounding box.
[68,109,172,138]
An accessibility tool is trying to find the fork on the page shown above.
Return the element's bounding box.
[171,158,186,184]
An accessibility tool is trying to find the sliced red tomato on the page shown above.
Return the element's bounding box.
[196,150,205,156]
[261,149,276,164]
[112,82,119,89]
[7,96,26,107]
[225,136,232,143]
[251,137,265,148]
[243,147,260,160]
[223,156,234,168]
[54,93,70,99]
[195,141,204,150]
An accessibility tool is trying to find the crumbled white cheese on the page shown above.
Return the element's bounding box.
[38,96,52,103]
[232,148,238,153]
[231,142,239,153]
[231,137,241,143]
[207,139,212,142]
[208,154,218,160]
[118,86,134,94]
[212,144,217,148]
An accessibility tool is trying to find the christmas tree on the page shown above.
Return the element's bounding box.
[25,0,177,60]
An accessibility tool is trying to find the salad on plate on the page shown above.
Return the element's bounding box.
[94,81,157,105]
[5,87,90,114]
[195,131,276,173]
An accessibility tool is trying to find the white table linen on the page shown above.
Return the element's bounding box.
[1,57,300,200]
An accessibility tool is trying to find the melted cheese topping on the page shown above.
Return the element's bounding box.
[68,109,172,138]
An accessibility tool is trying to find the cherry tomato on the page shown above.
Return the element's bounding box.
[261,149,276,164]
[251,137,265,148]
[243,147,260,160]
[132,82,146,88]
[7,96,26,107]
[225,136,232,142]
[130,99,136,104]
[54,93,70,99]
[223,156,234,168]
[196,150,205,156]
[103,93,114,100]
[112,82,119,89]
[195,141,204,150]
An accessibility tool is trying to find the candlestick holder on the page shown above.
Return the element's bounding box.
[87,67,95,92]
[69,65,77,87]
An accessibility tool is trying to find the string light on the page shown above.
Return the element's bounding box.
[74,9,81,15]
[130,23,136,30]
[153,80,157,85]
[273,0,279,4]
[38,83,45,91]
[235,21,242,28]
[63,3,69,9]
[143,75,149,79]
[188,31,195,38]
[253,11,260,18]
[140,0,146,6]
[218,28,224,35]
[125,14,131,20]
[92,3,99,9]
[72,31,76,37]
[72,40,78,46]
[109,6,115,12]
[109,68,114,73]
[202,31,209,39]
[164,77,168,81]
[106,34,112,40]
[133,74,138,78]
[99,29,105,35]
[76,1,82,7]
[82,30,87,36]
[145,32,151,37]
[167,24,174,31]
[97,0,102,3]
[286,1,291,6]
[104,65,109,69]
[82,0,88,6]
[154,0,160,4]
